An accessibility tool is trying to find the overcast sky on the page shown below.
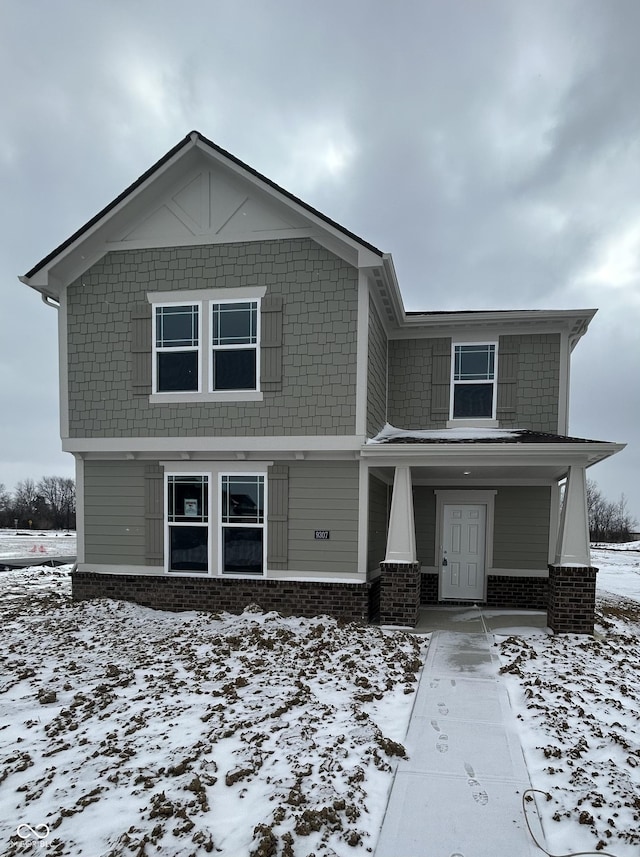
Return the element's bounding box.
[1,0,638,520]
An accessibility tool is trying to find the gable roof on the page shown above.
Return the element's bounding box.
[23,130,384,287]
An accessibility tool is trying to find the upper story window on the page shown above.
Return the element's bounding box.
[451,343,497,419]
[154,304,200,393]
[150,293,262,398]
[211,301,258,391]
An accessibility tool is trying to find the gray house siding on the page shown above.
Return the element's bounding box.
[388,338,449,429]
[367,475,389,572]
[388,333,560,432]
[493,485,551,570]
[412,485,551,571]
[413,486,437,567]
[367,299,387,437]
[67,239,358,438]
[287,461,359,574]
[84,460,147,564]
[498,334,560,433]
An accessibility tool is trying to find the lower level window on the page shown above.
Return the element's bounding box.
[167,475,208,572]
[220,474,265,574]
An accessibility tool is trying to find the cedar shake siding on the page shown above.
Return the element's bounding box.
[67,239,359,438]
[388,333,561,433]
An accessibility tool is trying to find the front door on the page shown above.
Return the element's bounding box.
[441,504,486,600]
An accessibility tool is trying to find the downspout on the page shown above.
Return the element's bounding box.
[41,293,60,309]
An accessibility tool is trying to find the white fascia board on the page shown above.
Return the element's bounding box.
[360,441,626,468]
[390,309,598,342]
[63,435,364,455]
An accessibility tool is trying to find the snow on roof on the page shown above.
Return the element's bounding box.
[367,424,520,444]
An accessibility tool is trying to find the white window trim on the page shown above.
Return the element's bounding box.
[162,461,271,577]
[209,298,261,395]
[152,301,203,395]
[149,286,266,402]
[448,341,498,423]
[218,471,267,577]
[164,471,211,575]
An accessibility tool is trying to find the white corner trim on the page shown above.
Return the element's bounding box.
[558,331,570,434]
[357,459,369,575]
[58,291,69,438]
[75,455,85,564]
[355,271,369,437]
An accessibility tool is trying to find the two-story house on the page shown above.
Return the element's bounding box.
[21,131,624,633]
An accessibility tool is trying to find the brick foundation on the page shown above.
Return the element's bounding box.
[547,565,598,634]
[486,575,548,610]
[420,573,439,604]
[72,571,371,624]
[379,562,421,626]
[420,572,548,610]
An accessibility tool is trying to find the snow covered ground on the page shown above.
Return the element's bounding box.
[0,543,638,856]
[0,565,426,856]
[498,544,640,856]
[0,528,76,561]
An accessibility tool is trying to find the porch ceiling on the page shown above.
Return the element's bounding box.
[361,439,625,484]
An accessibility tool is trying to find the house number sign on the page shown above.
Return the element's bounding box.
[314,530,330,540]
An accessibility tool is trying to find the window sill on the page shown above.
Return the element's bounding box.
[150,391,264,404]
[446,418,499,428]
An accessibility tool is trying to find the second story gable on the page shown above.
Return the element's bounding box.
[21,131,596,448]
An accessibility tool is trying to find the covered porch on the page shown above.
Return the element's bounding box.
[362,429,624,634]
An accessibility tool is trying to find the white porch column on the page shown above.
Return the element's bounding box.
[384,466,416,564]
[554,465,591,566]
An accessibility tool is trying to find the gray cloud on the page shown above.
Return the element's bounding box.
[1,0,638,517]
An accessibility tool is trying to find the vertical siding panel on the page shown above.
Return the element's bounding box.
[497,336,518,424]
[145,463,164,565]
[130,303,152,396]
[267,464,288,569]
[260,294,283,391]
[430,338,451,423]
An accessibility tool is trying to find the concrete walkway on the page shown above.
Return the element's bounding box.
[376,612,546,857]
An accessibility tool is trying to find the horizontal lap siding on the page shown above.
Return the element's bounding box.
[493,486,551,569]
[84,460,146,564]
[288,462,359,574]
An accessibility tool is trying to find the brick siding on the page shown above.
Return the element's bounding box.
[547,565,597,634]
[72,571,371,623]
[379,562,421,626]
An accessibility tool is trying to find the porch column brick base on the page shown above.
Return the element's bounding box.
[547,564,598,635]
[379,562,421,627]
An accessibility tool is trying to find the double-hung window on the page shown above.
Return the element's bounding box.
[150,290,263,398]
[451,343,497,419]
[154,303,200,393]
[220,474,265,574]
[167,474,208,572]
[211,301,258,391]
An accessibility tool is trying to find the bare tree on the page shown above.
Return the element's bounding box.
[0,482,12,527]
[37,476,76,529]
[587,479,637,542]
[13,479,40,527]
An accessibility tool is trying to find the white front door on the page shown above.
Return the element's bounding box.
[441,504,486,600]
